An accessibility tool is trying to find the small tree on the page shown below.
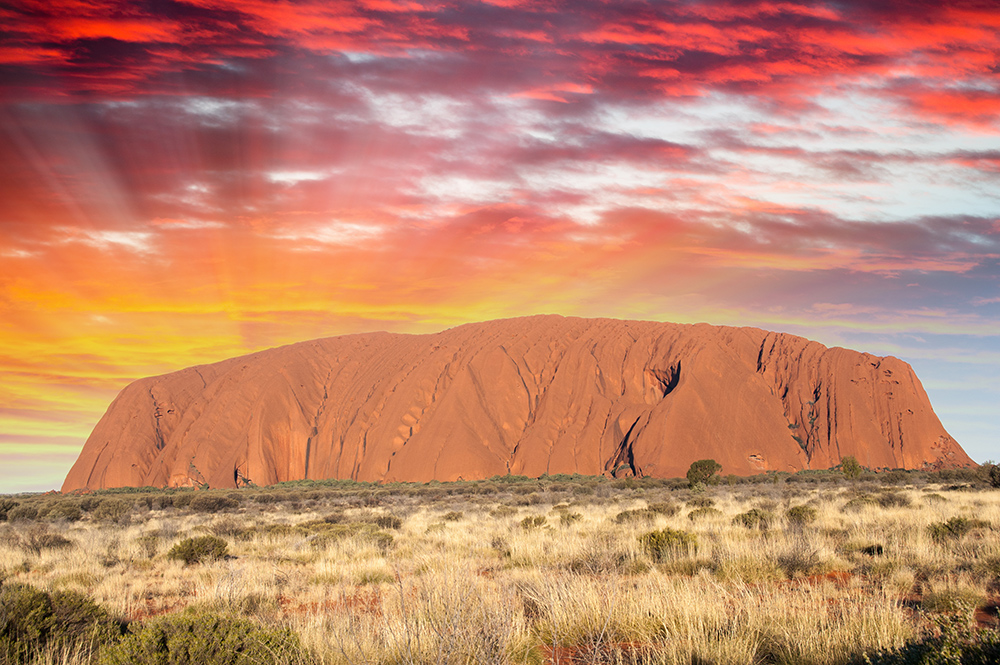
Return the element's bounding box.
[984,461,1000,488]
[841,455,862,480]
[686,459,722,488]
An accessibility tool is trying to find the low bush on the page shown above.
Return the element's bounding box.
[167,535,229,565]
[520,515,546,530]
[687,507,722,522]
[856,614,1000,665]
[307,524,394,553]
[373,514,403,529]
[559,511,582,527]
[786,505,818,525]
[46,501,83,522]
[613,508,657,524]
[927,517,991,542]
[489,505,517,518]
[686,497,715,508]
[99,611,307,665]
[7,504,38,522]
[0,583,122,664]
[842,495,878,512]
[733,508,773,529]
[189,494,240,513]
[776,546,820,578]
[0,499,19,521]
[442,511,463,522]
[92,498,130,524]
[647,501,680,517]
[22,527,73,555]
[639,527,697,562]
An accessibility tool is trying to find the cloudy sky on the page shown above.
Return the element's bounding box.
[2,0,998,492]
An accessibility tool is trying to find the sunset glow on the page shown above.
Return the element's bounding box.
[2,0,998,491]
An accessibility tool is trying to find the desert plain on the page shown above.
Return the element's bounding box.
[1,468,999,664]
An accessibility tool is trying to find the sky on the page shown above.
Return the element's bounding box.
[1,0,998,493]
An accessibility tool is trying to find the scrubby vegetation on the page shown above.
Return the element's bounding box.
[0,466,998,664]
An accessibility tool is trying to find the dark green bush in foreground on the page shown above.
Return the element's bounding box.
[856,615,1000,665]
[167,536,229,565]
[99,611,308,665]
[0,583,122,664]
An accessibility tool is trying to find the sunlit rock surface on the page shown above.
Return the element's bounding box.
[62,315,972,490]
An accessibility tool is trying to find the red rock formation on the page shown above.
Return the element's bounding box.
[61,315,972,490]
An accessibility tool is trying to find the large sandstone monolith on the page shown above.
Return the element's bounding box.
[62,315,972,490]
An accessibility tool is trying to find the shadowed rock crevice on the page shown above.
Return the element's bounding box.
[62,315,973,490]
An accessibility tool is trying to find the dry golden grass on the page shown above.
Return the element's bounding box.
[2,475,998,664]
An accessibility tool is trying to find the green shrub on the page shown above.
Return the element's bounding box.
[46,501,83,522]
[0,499,20,521]
[639,527,697,562]
[520,515,546,530]
[167,536,229,565]
[687,507,722,522]
[856,613,1000,665]
[647,502,680,517]
[171,493,196,509]
[989,463,1000,489]
[7,504,38,522]
[840,455,863,480]
[373,514,403,529]
[843,494,879,512]
[92,499,130,523]
[306,524,394,553]
[489,505,517,518]
[613,508,657,524]
[0,583,122,664]
[559,511,582,527]
[188,494,240,513]
[874,491,911,508]
[442,511,463,522]
[99,611,306,665]
[732,508,772,529]
[686,497,715,508]
[776,546,820,578]
[786,505,818,524]
[927,517,991,542]
[686,459,722,488]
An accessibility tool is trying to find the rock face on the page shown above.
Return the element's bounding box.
[62,315,972,491]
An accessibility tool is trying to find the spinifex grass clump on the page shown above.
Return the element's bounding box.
[639,527,697,562]
[166,535,229,565]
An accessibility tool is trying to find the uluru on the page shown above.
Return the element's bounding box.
[62,315,972,491]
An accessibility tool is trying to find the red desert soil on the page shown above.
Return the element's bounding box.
[63,315,971,491]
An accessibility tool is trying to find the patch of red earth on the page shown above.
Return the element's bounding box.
[974,600,999,629]
[127,599,188,622]
[799,571,853,588]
